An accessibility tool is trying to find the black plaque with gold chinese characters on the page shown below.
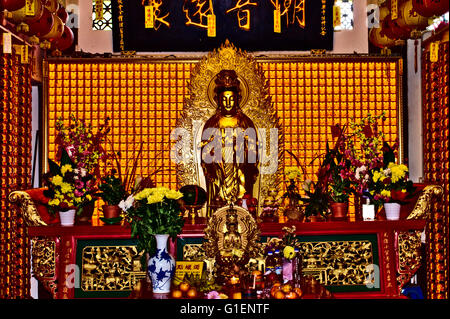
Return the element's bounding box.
[111,0,334,52]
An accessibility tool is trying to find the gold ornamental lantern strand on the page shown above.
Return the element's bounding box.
[10,0,44,32]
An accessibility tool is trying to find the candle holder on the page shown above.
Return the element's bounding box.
[185,204,203,225]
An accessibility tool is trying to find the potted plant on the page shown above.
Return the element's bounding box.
[282,166,304,221]
[97,169,128,222]
[340,113,389,220]
[123,186,184,294]
[283,151,330,222]
[301,179,330,222]
[43,149,96,226]
[369,155,414,220]
[325,125,355,221]
[54,114,111,224]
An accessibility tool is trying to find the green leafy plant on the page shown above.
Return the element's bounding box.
[125,187,185,266]
[285,150,330,218]
[301,179,330,218]
[97,170,128,205]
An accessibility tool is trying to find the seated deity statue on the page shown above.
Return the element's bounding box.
[221,209,243,257]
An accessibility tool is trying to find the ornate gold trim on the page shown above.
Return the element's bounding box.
[8,191,47,226]
[407,185,444,220]
[31,238,56,279]
[396,230,422,292]
[31,237,58,298]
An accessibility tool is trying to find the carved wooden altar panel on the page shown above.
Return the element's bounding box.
[74,239,145,298]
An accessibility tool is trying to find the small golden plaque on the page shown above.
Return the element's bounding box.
[207,14,216,37]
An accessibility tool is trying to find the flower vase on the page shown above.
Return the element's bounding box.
[59,209,76,226]
[384,202,401,220]
[282,259,294,282]
[147,234,175,294]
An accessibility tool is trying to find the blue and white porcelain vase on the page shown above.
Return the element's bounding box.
[147,234,175,294]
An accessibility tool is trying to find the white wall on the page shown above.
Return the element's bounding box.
[406,39,423,183]
[77,0,368,55]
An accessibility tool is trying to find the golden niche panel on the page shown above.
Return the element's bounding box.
[45,57,402,223]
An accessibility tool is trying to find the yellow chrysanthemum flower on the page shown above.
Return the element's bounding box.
[283,246,296,259]
[147,192,165,205]
[51,175,63,186]
[135,188,152,201]
[49,198,60,206]
[381,189,391,198]
[60,182,72,194]
[166,189,183,200]
[373,170,382,183]
[61,164,73,175]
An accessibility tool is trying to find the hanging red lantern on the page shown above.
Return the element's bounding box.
[44,0,58,13]
[56,5,68,23]
[396,0,430,31]
[369,26,397,48]
[27,6,54,37]
[41,13,63,39]
[0,0,25,11]
[412,0,449,17]
[382,15,412,40]
[10,0,43,24]
[52,25,73,51]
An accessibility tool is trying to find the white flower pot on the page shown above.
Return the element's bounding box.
[384,202,401,221]
[362,204,375,221]
[59,209,76,226]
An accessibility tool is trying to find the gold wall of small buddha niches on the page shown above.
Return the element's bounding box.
[43,55,403,223]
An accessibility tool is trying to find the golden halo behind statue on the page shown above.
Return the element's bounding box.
[207,72,250,109]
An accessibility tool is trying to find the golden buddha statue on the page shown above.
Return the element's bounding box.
[222,209,243,257]
[201,70,259,217]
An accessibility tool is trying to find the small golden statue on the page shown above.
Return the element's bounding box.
[202,204,260,284]
[201,70,259,217]
[222,208,243,257]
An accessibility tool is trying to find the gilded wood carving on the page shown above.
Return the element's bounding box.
[9,191,47,226]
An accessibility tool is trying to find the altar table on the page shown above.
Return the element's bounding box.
[27,219,426,299]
